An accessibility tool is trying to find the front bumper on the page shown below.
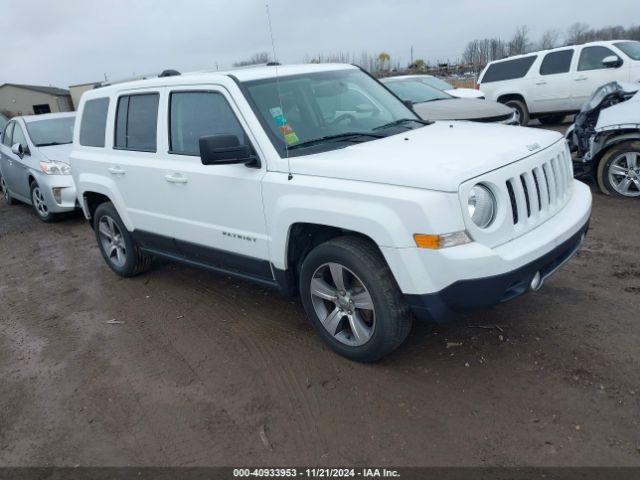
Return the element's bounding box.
[37,174,77,213]
[405,220,589,322]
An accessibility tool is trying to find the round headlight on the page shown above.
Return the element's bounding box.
[467,184,496,229]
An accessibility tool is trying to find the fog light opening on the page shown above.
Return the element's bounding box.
[530,271,542,292]
[52,187,62,204]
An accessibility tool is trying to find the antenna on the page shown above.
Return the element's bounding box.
[265,1,292,180]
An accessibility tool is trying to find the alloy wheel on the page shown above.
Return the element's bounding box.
[98,215,127,268]
[32,186,49,217]
[310,262,375,347]
[608,151,640,197]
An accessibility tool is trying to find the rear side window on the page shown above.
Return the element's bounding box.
[578,46,620,71]
[169,91,245,156]
[115,93,159,152]
[540,50,574,75]
[481,56,537,83]
[79,98,109,147]
[2,122,14,146]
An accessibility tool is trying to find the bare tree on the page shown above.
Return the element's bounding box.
[565,22,591,44]
[509,25,531,56]
[233,51,272,67]
[539,29,560,50]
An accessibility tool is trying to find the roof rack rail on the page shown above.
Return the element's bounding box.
[159,69,181,77]
[266,62,281,66]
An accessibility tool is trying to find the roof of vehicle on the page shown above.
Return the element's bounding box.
[14,112,76,124]
[485,39,637,65]
[84,63,358,98]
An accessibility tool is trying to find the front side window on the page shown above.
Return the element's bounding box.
[540,50,574,75]
[80,98,109,147]
[481,56,537,83]
[115,93,159,152]
[12,124,27,149]
[243,68,421,157]
[25,116,75,147]
[614,41,640,61]
[578,46,620,71]
[384,80,451,103]
[2,122,14,147]
[169,91,245,156]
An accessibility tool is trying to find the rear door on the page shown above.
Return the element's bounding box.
[571,45,626,109]
[531,49,574,113]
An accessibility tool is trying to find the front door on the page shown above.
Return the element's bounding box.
[3,122,31,200]
[571,45,627,110]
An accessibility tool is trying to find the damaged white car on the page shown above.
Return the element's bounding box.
[567,82,640,198]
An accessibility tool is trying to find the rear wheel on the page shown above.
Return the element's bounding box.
[596,141,640,198]
[1,176,17,206]
[30,181,59,222]
[94,202,153,277]
[299,236,412,362]
[538,115,566,126]
[503,98,529,126]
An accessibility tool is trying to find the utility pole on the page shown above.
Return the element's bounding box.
[410,45,414,66]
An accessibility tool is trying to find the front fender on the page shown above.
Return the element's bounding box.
[76,172,134,231]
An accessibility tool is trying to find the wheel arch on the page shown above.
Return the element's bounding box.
[77,173,133,230]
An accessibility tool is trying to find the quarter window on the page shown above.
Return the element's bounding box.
[2,122,14,146]
[540,50,574,75]
[79,98,110,147]
[481,56,537,83]
[169,92,245,156]
[115,93,159,152]
[578,46,620,71]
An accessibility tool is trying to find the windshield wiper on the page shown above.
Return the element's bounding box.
[373,118,432,131]
[36,141,71,147]
[288,132,385,150]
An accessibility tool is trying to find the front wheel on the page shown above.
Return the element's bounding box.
[94,202,153,277]
[30,182,59,222]
[596,141,640,198]
[299,236,412,362]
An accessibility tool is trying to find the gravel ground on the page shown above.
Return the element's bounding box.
[0,123,639,467]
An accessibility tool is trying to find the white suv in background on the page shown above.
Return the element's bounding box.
[479,40,640,126]
[71,64,592,361]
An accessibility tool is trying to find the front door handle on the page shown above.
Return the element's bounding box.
[108,166,126,176]
[536,81,547,85]
[165,173,188,184]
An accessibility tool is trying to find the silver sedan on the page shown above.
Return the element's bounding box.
[0,112,77,222]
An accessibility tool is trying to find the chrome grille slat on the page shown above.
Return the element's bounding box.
[522,171,540,215]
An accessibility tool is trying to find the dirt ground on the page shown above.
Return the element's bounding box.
[1,123,639,467]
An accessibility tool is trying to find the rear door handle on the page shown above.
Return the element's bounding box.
[165,173,188,184]
[536,81,547,85]
[575,76,588,81]
[108,166,126,175]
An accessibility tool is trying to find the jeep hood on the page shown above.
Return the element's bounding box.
[290,122,563,192]
[37,143,73,163]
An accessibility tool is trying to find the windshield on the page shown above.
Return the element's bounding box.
[242,69,421,157]
[615,41,640,61]
[418,76,454,91]
[383,79,452,104]
[25,116,75,146]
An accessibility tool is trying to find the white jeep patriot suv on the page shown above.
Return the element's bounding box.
[71,64,592,362]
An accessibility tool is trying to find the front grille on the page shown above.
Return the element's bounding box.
[505,148,573,226]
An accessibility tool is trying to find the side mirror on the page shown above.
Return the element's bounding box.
[199,134,259,167]
[602,55,622,68]
[11,143,25,158]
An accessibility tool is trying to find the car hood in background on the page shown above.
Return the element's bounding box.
[290,121,563,192]
[596,89,640,131]
[37,144,73,163]
[445,88,485,99]
[413,98,513,122]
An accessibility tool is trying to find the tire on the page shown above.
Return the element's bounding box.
[1,175,17,206]
[93,202,153,277]
[596,141,640,198]
[503,98,529,126]
[538,115,566,126]
[30,181,59,222]
[299,236,413,362]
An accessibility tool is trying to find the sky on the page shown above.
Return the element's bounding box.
[0,0,637,88]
